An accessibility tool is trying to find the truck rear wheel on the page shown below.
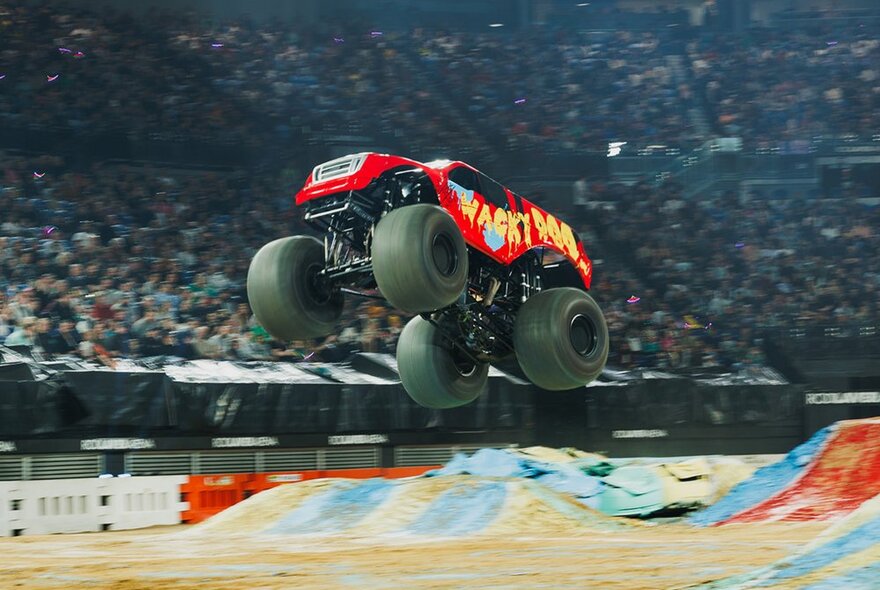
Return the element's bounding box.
[246,236,343,341]
[513,287,608,390]
[396,316,487,409]
[372,204,468,314]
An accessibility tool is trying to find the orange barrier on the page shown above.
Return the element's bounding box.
[180,474,250,524]
[181,466,441,523]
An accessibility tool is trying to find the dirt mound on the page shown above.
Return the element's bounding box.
[693,418,880,526]
[188,475,638,538]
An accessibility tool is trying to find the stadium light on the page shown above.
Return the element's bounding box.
[607,141,627,157]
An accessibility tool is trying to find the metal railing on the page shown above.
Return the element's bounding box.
[0,455,103,481]
[765,325,880,361]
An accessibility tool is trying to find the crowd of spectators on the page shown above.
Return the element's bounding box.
[4,2,877,171]
[0,2,683,164]
[176,21,701,166]
[2,151,877,373]
[575,179,880,370]
[0,3,257,147]
[2,5,880,374]
[0,3,498,168]
[689,24,880,147]
[0,154,408,367]
[412,29,697,154]
[183,20,503,168]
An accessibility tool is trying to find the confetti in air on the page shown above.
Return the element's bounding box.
[211,43,223,48]
[681,315,706,330]
[46,74,59,82]
[33,172,45,179]
[735,241,745,249]
[42,226,57,236]
[73,51,85,58]
[0,74,5,80]
[826,41,838,46]
[303,352,316,361]
[626,295,640,304]
[58,47,72,54]
[333,37,345,44]
[370,31,383,37]
[514,98,526,104]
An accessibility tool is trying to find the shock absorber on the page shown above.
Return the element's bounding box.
[484,277,501,307]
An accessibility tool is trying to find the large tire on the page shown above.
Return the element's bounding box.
[513,287,608,390]
[396,316,488,409]
[372,204,468,314]
[246,236,343,341]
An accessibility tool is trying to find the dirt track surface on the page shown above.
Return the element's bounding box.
[0,522,824,589]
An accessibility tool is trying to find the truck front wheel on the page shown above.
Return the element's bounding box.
[372,204,468,314]
[246,236,343,341]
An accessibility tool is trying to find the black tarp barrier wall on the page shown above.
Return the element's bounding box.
[0,363,35,382]
[130,376,533,435]
[57,372,172,436]
[587,382,803,429]
[0,369,534,440]
[0,363,877,456]
[0,379,65,436]
[536,380,806,457]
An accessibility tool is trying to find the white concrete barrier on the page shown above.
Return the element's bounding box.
[0,476,188,536]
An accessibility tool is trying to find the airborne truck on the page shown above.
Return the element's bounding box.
[247,153,609,408]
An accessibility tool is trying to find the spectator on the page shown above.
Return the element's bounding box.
[132,311,159,339]
[47,321,82,356]
[573,175,589,212]
[4,318,36,347]
[32,318,54,355]
[191,326,221,359]
[139,328,166,357]
[7,289,37,324]
[0,307,13,342]
[236,329,275,361]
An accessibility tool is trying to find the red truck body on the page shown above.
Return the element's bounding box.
[296,153,593,289]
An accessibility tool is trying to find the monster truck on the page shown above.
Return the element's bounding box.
[247,153,608,408]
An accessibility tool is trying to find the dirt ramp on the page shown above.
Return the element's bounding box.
[723,418,880,524]
[692,418,880,526]
[186,478,341,535]
[187,475,637,539]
